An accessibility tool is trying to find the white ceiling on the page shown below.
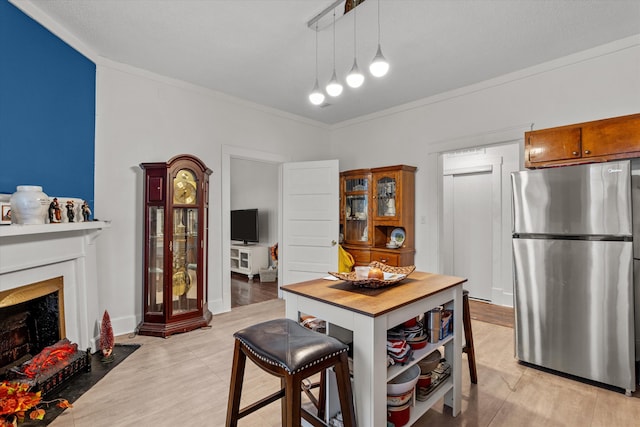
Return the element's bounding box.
[20,0,640,125]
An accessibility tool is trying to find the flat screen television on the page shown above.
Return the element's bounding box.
[231,209,259,244]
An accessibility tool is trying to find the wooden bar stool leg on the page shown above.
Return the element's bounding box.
[285,373,303,427]
[317,370,326,420]
[226,340,247,427]
[462,290,478,384]
[334,352,356,427]
[281,377,288,426]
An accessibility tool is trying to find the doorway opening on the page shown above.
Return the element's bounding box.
[221,146,287,312]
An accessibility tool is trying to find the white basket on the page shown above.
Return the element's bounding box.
[259,268,277,282]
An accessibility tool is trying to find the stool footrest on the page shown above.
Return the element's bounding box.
[237,389,285,420]
[301,408,327,427]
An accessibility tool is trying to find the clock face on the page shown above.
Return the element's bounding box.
[173,169,197,205]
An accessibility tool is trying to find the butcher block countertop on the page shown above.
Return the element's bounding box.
[281,270,466,318]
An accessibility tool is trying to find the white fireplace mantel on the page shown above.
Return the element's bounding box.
[0,221,110,351]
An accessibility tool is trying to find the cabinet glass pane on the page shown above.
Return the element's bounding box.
[240,252,249,269]
[344,176,369,243]
[345,195,368,242]
[172,207,198,315]
[376,176,397,217]
[147,206,164,314]
[346,177,368,192]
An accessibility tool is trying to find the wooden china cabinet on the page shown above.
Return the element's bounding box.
[138,154,212,337]
[340,165,416,267]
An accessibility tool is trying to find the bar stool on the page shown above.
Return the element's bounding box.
[226,318,356,427]
[462,289,478,384]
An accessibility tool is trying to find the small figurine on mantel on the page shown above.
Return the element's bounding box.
[48,197,61,223]
[81,200,91,222]
[65,200,75,222]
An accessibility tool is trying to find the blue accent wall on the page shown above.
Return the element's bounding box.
[0,1,96,206]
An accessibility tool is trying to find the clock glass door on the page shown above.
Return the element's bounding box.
[172,207,198,315]
[171,168,199,316]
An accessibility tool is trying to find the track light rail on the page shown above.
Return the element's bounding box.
[307,0,345,30]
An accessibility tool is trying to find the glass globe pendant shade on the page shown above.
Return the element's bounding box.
[308,79,325,105]
[369,44,389,77]
[346,59,365,88]
[326,70,343,97]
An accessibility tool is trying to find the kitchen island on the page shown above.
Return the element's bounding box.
[281,271,466,427]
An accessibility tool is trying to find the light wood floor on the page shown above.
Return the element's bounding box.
[50,299,639,427]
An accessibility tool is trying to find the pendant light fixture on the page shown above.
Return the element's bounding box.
[346,1,364,88]
[308,22,325,106]
[325,8,343,97]
[369,0,389,77]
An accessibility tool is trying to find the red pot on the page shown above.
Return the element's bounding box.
[417,372,432,388]
[388,402,411,427]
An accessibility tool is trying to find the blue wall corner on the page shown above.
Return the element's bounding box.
[0,0,96,207]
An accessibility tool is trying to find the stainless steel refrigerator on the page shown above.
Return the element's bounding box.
[512,160,637,394]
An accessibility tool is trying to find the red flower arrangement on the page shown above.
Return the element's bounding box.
[0,381,71,426]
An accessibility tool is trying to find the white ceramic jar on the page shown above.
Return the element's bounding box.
[10,185,49,225]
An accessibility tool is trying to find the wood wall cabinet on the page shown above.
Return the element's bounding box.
[340,165,416,267]
[525,113,640,168]
[138,154,212,337]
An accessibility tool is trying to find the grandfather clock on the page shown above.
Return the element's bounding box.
[138,154,212,337]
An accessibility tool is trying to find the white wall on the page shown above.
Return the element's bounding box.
[93,62,328,336]
[230,158,279,248]
[328,37,640,300]
[86,35,640,335]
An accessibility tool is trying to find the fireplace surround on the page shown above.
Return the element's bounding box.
[0,222,110,351]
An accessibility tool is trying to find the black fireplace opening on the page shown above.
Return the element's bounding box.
[0,291,61,376]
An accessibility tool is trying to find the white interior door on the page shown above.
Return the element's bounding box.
[445,170,494,301]
[281,160,339,286]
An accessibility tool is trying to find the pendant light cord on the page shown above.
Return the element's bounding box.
[332,8,336,70]
[315,22,319,79]
[377,0,381,44]
[353,1,357,57]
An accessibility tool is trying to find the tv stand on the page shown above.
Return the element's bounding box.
[230,244,268,280]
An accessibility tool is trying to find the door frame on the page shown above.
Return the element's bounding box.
[218,145,289,313]
[422,123,531,307]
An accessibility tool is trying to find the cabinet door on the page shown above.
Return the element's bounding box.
[240,251,249,270]
[526,127,582,164]
[343,174,372,245]
[582,115,640,158]
[372,170,402,222]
